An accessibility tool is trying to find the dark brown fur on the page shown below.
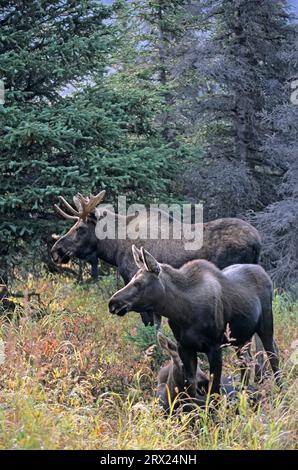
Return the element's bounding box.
[157,332,259,412]
[157,332,209,412]
[51,200,261,326]
[109,247,281,397]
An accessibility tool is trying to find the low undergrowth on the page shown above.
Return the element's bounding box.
[0,275,297,449]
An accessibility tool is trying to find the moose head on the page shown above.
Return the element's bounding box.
[108,245,164,316]
[51,191,106,266]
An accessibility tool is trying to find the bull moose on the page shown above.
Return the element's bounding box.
[51,191,262,327]
[108,246,281,397]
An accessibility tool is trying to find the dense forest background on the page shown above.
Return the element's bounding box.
[0,0,297,291]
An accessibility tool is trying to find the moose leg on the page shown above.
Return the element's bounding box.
[85,253,99,280]
[90,261,98,279]
[258,333,281,388]
[267,338,281,387]
[177,345,197,399]
[153,313,162,330]
[207,346,222,395]
[237,342,252,386]
[140,311,154,326]
[254,334,266,383]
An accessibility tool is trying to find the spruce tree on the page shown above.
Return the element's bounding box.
[184,0,296,219]
[0,0,179,279]
[0,0,115,278]
[252,30,298,291]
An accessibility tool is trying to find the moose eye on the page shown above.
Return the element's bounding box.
[133,280,142,289]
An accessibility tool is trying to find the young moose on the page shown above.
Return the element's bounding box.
[157,332,259,411]
[157,332,209,412]
[109,246,281,397]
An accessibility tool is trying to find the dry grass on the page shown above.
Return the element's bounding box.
[0,275,297,450]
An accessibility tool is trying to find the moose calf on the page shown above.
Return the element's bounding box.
[157,332,209,412]
[157,332,260,413]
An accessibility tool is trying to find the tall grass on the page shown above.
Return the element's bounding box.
[0,276,297,449]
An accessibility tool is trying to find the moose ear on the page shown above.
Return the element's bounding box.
[141,247,161,275]
[132,245,144,269]
[157,332,178,354]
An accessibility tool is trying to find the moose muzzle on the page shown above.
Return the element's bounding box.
[108,297,130,316]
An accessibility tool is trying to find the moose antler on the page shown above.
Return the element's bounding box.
[58,196,80,216]
[54,190,106,222]
[52,190,106,244]
[54,204,78,220]
[76,192,106,221]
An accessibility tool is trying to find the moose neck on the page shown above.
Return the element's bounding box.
[152,262,224,326]
[94,211,135,268]
[154,267,196,325]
